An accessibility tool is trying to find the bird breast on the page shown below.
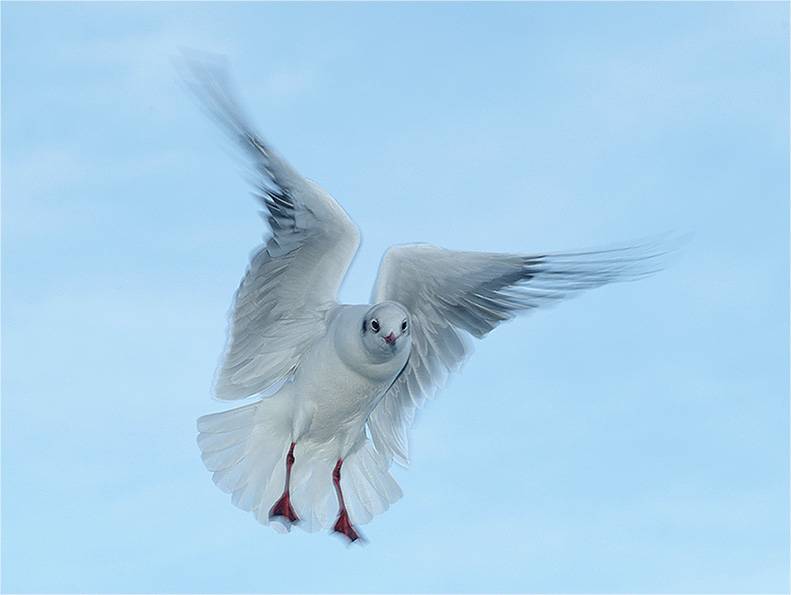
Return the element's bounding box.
[290,308,408,444]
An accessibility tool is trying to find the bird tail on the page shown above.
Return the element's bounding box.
[197,397,293,525]
[197,397,402,532]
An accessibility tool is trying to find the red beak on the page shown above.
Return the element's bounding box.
[384,332,397,345]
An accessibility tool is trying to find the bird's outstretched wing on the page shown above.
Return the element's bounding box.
[367,239,676,465]
[186,62,361,399]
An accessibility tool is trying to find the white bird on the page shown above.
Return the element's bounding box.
[189,64,673,542]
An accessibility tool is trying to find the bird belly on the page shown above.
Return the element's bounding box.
[290,337,388,454]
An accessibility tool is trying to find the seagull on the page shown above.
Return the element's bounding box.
[188,63,674,542]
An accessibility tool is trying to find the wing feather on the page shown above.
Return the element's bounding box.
[368,238,677,464]
[186,62,360,399]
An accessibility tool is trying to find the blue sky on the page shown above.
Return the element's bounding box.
[1,2,788,593]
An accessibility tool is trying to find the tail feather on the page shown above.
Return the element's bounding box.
[343,442,403,525]
[197,401,260,431]
[290,454,336,532]
[198,397,290,505]
[197,426,254,453]
[201,443,248,472]
[197,398,403,532]
[231,442,287,511]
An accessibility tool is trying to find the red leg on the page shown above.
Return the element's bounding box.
[331,459,361,542]
[269,442,299,523]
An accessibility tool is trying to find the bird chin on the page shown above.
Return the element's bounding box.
[379,342,402,356]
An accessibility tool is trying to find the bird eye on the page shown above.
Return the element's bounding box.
[370,319,380,333]
[401,320,408,332]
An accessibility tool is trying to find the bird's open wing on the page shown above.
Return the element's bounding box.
[367,240,673,465]
[187,63,361,399]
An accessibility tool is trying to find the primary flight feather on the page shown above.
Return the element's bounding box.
[188,62,673,542]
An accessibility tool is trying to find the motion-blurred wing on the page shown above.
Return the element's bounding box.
[187,63,361,399]
[368,240,671,465]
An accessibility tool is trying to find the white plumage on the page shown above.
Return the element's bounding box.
[188,62,673,542]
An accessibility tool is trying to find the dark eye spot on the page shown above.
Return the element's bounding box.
[370,319,380,333]
[401,320,408,332]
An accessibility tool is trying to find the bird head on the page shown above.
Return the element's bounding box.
[361,301,411,358]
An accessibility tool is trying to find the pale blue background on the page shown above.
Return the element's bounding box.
[2,2,789,593]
